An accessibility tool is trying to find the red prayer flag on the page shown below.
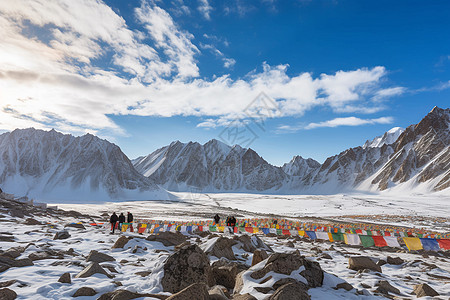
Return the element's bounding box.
[372,236,388,247]
[437,239,450,250]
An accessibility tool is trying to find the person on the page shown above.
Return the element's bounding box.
[127,212,134,232]
[118,213,125,232]
[110,212,118,234]
[214,214,220,225]
[225,216,232,233]
[230,216,237,233]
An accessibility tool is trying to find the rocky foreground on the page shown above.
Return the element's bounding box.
[0,196,449,299]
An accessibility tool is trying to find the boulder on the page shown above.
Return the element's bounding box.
[250,252,324,288]
[413,283,439,297]
[166,283,209,300]
[24,218,41,225]
[112,236,132,249]
[58,272,71,284]
[146,232,187,247]
[97,289,168,300]
[268,283,310,300]
[0,288,17,300]
[65,223,86,229]
[1,249,21,259]
[273,278,304,291]
[375,280,400,295]
[75,262,110,278]
[232,294,256,300]
[386,256,404,265]
[0,280,16,288]
[161,244,213,293]
[211,261,238,290]
[13,258,33,267]
[53,230,70,240]
[335,282,353,291]
[207,237,237,260]
[208,285,229,300]
[86,250,115,263]
[348,256,382,273]
[251,249,268,266]
[73,287,96,297]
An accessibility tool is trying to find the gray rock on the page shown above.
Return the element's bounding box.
[24,218,41,225]
[348,256,382,273]
[97,289,168,300]
[413,283,439,297]
[86,250,115,263]
[53,230,70,240]
[0,288,17,300]
[251,249,268,266]
[73,287,96,297]
[250,252,323,288]
[386,256,404,265]
[335,282,353,291]
[375,280,400,295]
[268,283,310,300]
[207,237,237,260]
[211,261,238,290]
[208,285,229,300]
[273,278,304,291]
[146,231,187,247]
[231,294,256,300]
[58,272,71,284]
[75,262,110,278]
[0,280,16,288]
[161,245,213,293]
[166,283,209,300]
[13,258,33,267]
[65,223,86,229]
[112,236,131,249]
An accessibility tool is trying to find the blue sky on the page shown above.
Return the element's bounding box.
[0,0,449,165]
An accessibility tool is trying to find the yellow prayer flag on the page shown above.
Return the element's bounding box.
[121,224,128,232]
[298,230,305,237]
[328,232,334,242]
[403,237,423,251]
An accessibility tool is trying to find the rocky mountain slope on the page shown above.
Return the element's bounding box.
[133,139,287,191]
[0,128,168,201]
[134,106,449,194]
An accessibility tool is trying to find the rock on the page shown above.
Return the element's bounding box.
[233,270,246,295]
[268,283,310,300]
[73,287,96,297]
[386,256,404,265]
[0,280,16,288]
[86,250,115,263]
[250,252,324,288]
[65,223,86,229]
[251,249,268,266]
[112,236,132,249]
[413,283,439,297]
[208,285,229,300]
[97,289,168,300]
[232,294,256,300]
[58,272,71,284]
[285,241,295,248]
[348,256,382,273]
[75,262,110,278]
[273,278,304,291]
[207,237,237,260]
[135,271,152,277]
[376,259,386,266]
[375,280,400,295]
[0,250,21,259]
[335,282,353,291]
[211,261,238,290]
[360,283,371,289]
[320,253,332,260]
[161,244,213,293]
[10,209,24,218]
[24,218,41,225]
[146,232,187,247]
[28,251,55,261]
[13,258,33,267]
[53,230,70,240]
[166,283,209,300]
[0,288,17,300]
[0,236,14,242]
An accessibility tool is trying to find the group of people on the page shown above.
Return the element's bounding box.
[109,212,134,234]
[213,214,238,234]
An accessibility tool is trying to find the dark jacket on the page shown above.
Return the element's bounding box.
[110,213,118,223]
[214,214,220,223]
[118,214,125,223]
[127,213,133,223]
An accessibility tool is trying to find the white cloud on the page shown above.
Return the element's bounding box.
[223,58,236,68]
[372,87,406,101]
[198,0,212,20]
[0,0,404,138]
[304,116,393,130]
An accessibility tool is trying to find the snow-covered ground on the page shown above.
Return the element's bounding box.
[56,192,450,230]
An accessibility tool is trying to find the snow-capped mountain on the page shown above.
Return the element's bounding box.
[133,139,288,191]
[363,127,405,148]
[282,156,320,177]
[299,106,449,194]
[0,128,168,202]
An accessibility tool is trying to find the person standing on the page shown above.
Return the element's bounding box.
[213,214,220,225]
[118,213,125,232]
[230,216,237,234]
[110,212,118,234]
[127,212,134,232]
